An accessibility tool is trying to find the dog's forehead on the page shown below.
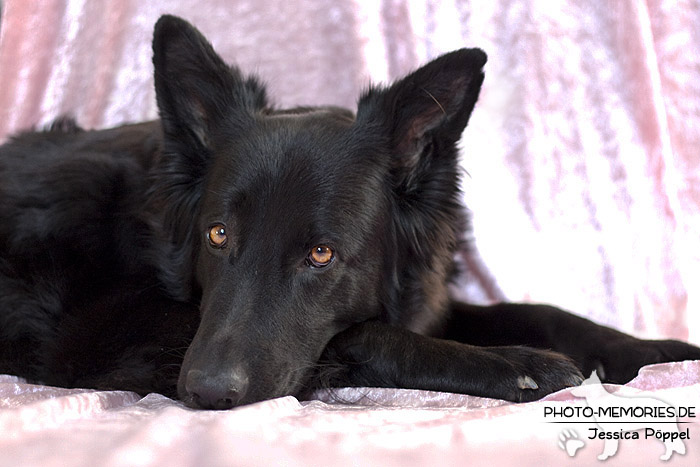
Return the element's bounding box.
[260,107,358,152]
[209,109,388,229]
[225,109,381,182]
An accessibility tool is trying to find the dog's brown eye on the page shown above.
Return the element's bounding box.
[308,245,334,268]
[208,224,227,248]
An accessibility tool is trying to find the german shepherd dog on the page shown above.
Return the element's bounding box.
[1,16,698,410]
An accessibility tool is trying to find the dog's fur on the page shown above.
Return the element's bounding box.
[1,16,698,409]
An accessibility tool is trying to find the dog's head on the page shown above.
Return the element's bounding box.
[150,15,486,408]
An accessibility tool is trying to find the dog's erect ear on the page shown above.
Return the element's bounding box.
[357,49,486,183]
[152,15,267,151]
[355,50,486,314]
[150,16,267,299]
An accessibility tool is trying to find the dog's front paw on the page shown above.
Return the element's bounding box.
[494,347,584,402]
[589,337,700,384]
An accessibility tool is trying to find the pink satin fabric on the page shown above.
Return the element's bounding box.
[1,362,699,466]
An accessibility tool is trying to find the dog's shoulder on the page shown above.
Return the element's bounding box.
[0,119,163,255]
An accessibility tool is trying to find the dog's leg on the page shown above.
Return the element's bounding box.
[318,321,583,402]
[441,301,700,384]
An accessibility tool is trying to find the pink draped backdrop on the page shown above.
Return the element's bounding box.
[1,0,698,344]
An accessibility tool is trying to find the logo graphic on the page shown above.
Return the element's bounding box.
[569,371,687,461]
[558,429,585,457]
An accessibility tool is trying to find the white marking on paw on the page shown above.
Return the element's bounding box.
[517,375,538,390]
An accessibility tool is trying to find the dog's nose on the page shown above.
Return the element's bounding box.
[184,368,248,410]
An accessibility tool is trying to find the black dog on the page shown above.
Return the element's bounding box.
[1,15,698,410]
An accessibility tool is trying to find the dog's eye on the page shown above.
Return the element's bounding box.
[207,224,228,248]
[307,245,334,268]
